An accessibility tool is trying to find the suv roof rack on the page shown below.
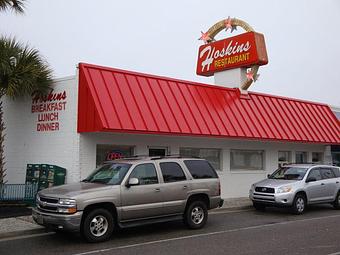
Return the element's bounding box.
[150,155,201,160]
[287,162,333,165]
[104,154,202,162]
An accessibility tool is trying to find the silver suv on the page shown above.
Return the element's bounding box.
[32,157,223,242]
[249,164,340,214]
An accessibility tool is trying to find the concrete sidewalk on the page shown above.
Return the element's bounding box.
[0,197,252,240]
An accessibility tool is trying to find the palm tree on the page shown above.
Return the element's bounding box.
[0,0,52,184]
[0,39,52,184]
[0,0,25,13]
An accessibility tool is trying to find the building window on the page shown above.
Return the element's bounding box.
[179,147,221,171]
[295,151,307,164]
[230,149,264,171]
[312,152,323,163]
[148,146,168,157]
[96,145,134,167]
[278,151,291,167]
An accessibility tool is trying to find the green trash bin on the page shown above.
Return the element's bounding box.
[26,164,66,191]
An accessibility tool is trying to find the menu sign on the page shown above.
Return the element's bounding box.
[31,89,67,132]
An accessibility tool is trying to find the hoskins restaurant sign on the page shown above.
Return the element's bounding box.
[197,31,268,76]
[31,90,67,132]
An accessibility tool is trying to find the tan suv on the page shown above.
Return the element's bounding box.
[32,157,223,242]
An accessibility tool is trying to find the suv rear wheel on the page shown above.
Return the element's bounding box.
[333,192,340,210]
[81,208,114,243]
[184,200,208,229]
[292,194,306,214]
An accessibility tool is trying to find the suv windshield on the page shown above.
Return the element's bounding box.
[269,166,308,180]
[82,163,131,185]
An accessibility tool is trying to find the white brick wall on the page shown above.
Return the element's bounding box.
[3,76,80,184]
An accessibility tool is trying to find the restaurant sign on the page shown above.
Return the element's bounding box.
[197,32,268,76]
[196,17,268,90]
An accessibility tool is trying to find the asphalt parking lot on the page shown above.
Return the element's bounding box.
[1,205,340,255]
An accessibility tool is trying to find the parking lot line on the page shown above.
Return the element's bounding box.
[71,214,340,255]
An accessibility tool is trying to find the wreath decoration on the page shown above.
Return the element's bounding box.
[199,17,260,91]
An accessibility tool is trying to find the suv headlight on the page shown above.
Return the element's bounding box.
[36,193,40,203]
[58,198,77,214]
[277,186,293,194]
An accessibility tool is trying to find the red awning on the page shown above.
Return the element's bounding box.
[78,63,340,144]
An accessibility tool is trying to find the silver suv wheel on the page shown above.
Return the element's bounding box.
[191,206,204,225]
[90,215,109,237]
[296,197,305,213]
[185,200,208,229]
[292,194,306,214]
[81,208,114,243]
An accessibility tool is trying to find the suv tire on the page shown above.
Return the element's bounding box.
[333,192,340,210]
[253,202,266,211]
[292,194,306,215]
[81,208,114,243]
[184,200,208,229]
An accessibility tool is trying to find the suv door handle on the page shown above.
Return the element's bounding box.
[321,183,325,186]
[183,185,188,189]
[155,188,160,192]
[336,181,339,184]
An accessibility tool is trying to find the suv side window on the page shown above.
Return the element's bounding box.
[307,168,322,181]
[160,162,186,183]
[129,163,158,185]
[331,167,340,178]
[320,167,335,179]
[184,160,218,179]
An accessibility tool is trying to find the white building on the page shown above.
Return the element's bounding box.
[3,63,340,199]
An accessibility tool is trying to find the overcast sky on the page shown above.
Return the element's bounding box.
[1,0,339,106]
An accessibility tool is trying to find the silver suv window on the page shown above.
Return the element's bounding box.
[269,166,309,180]
[184,160,218,179]
[320,168,335,179]
[83,163,131,185]
[307,168,322,181]
[160,162,186,183]
[129,163,158,185]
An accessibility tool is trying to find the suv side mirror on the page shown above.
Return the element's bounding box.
[126,177,139,187]
[306,176,317,183]
[267,174,271,179]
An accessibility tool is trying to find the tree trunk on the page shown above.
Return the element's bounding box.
[0,95,6,184]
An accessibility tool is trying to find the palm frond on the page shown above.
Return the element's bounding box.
[0,36,53,99]
[0,0,25,13]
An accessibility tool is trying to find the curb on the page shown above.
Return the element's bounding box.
[0,228,51,240]
[212,204,253,212]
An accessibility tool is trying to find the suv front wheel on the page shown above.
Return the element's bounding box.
[292,194,306,215]
[81,208,114,243]
[184,200,208,229]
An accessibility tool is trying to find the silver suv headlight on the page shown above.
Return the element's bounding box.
[58,198,77,213]
[277,186,293,194]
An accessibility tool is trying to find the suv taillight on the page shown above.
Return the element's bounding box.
[218,182,221,196]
